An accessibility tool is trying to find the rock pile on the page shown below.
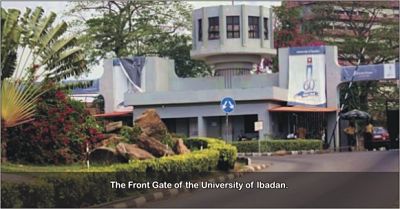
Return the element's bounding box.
[89,109,190,164]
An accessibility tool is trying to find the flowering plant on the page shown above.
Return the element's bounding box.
[6,88,104,164]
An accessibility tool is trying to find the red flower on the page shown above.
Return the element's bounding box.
[55,91,66,100]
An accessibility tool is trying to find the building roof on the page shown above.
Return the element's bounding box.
[269,106,337,112]
[94,111,132,118]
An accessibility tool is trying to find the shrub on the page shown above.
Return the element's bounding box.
[185,137,237,170]
[1,182,23,208]
[1,138,235,207]
[43,172,120,207]
[231,139,323,153]
[142,149,219,181]
[1,180,54,208]
[119,125,142,144]
[6,89,104,164]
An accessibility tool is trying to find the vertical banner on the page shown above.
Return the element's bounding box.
[288,46,327,107]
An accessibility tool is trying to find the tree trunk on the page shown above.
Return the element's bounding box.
[1,120,8,162]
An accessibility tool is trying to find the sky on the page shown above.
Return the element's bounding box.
[2,1,282,11]
[2,0,281,80]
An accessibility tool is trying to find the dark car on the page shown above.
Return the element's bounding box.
[365,127,390,150]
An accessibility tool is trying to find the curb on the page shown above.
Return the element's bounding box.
[92,164,266,208]
[238,149,333,157]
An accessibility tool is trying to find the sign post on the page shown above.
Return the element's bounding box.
[220,97,236,142]
[254,121,264,154]
[225,113,229,142]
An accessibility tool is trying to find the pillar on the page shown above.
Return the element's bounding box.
[197,116,206,137]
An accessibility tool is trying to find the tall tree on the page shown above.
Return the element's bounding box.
[66,0,210,77]
[270,4,324,72]
[304,1,399,65]
[273,4,324,49]
[1,7,88,127]
[287,1,399,121]
[304,1,399,116]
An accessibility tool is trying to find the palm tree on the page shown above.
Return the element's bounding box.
[1,7,88,127]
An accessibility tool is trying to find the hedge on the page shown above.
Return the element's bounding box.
[1,138,232,208]
[1,180,54,208]
[185,137,237,170]
[231,139,323,153]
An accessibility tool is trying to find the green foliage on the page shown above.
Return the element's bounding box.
[185,137,237,170]
[1,7,87,82]
[66,1,210,77]
[273,4,323,49]
[1,138,236,207]
[160,132,176,149]
[231,139,323,153]
[6,89,104,164]
[1,6,88,131]
[119,125,142,144]
[1,8,20,80]
[154,34,212,77]
[44,173,116,207]
[1,140,224,207]
[275,1,399,123]
[1,182,23,208]
[141,149,219,182]
[1,180,55,208]
[305,1,399,65]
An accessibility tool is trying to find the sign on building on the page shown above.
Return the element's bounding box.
[254,121,263,131]
[341,63,399,82]
[287,46,327,107]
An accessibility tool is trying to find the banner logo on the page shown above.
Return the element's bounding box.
[295,57,319,98]
[288,46,326,107]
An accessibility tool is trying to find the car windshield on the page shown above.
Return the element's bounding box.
[373,127,386,134]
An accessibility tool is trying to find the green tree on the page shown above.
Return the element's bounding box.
[1,7,88,161]
[271,4,324,72]
[152,34,211,77]
[1,7,88,128]
[302,1,399,122]
[304,1,399,65]
[66,0,210,77]
[1,7,88,83]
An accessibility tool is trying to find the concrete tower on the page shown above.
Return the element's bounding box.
[190,5,276,87]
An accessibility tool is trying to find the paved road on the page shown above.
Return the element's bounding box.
[144,150,399,208]
[251,150,399,172]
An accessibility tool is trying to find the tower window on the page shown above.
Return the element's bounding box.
[198,19,202,41]
[248,16,259,38]
[263,17,269,40]
[208,17,220,40]
[226,16,240,39]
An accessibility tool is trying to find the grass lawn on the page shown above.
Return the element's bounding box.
[1,162,122,172]
[2,162,244,173]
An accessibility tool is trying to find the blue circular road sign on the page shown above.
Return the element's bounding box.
[220,97,236,113]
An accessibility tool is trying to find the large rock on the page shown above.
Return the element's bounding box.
[134,109,168,140]
[137,134,175,157]
[116,142,154,160]
[96,134,125,148]
[173,138,190,154]
[89,147,126,164]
